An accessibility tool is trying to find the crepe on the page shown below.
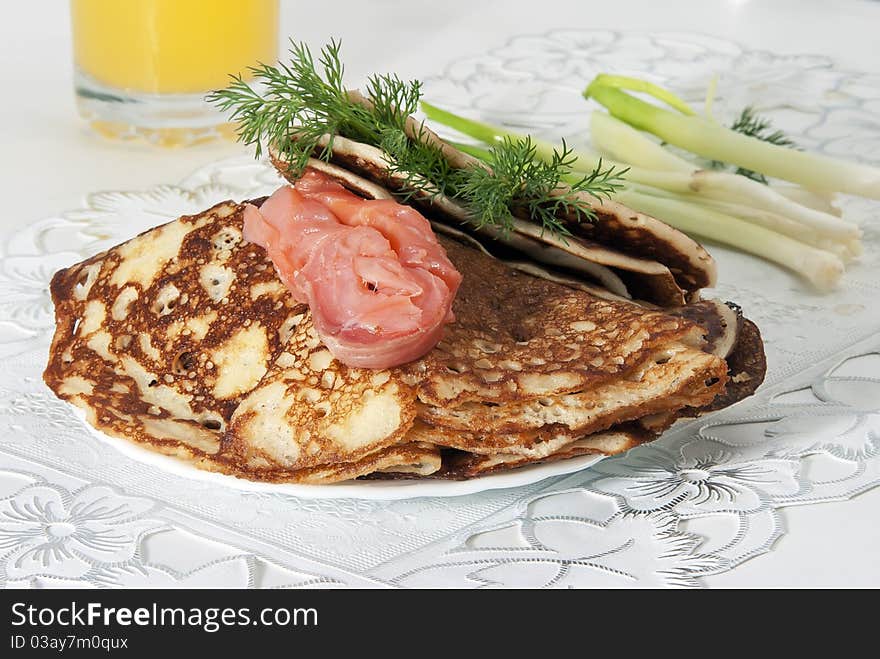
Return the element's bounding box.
[408,238,707,408]
[42,200,437,483]
[44,201,296,462]
[223,312,417,472]
[218,442,442,484]
[437,425,651,479]
[415,343,727,437]
[272,136,705,306]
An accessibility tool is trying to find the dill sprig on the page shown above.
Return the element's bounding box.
[208,39,626,238]
[208,39,419,172]
[377,121,460,204]
[457,138,624,235]
[721,106,799,183]
[731,106,798,147]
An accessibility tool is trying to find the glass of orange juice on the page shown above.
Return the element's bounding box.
[70,0,279,146]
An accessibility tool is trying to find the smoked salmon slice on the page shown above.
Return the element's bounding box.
[243,169,461,368]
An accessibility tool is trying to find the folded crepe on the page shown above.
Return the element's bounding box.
[272,107,717,307]
[44,163,765,483]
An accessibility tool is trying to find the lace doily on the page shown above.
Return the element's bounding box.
[1,30,878,588]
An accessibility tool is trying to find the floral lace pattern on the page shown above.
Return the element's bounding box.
[1,31,879,587]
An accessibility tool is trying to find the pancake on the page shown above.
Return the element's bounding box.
[429,217,637,303]
[223,312,417,472]
[560,195,716,292]
[272,136,691,306]
[416,342,727,437]
[43,200,299,465]
[218,442,442,484]
[436,425,652,479]
[480,218,687,305]
[409,237,707,408]
[406,420,582,459]
[683,317,766,414]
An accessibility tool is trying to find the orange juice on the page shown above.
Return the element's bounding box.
[70,0,278,145]
[71,0,279,94]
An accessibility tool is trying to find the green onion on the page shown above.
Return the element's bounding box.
[584,74,880,199]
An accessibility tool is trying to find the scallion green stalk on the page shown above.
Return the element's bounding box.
[615,188,844,290]
[425,102,859,241]
[424,99,854,290]
[584,77,880,199]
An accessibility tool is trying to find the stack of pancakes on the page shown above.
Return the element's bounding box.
[44,173,765,482]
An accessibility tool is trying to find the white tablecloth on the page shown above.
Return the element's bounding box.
[1,0,879,587]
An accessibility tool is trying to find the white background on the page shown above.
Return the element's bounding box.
[0,0,878,587]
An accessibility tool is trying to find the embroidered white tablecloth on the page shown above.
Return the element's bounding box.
[1,0,878,588]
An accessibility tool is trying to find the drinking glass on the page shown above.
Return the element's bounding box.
[70,0,279,146]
